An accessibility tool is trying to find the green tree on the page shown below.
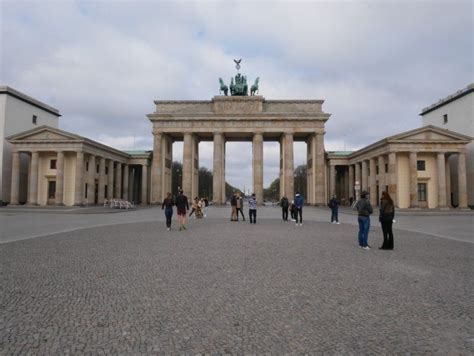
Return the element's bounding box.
[198,167,213,199]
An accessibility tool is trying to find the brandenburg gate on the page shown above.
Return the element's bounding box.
[148,95,330,205]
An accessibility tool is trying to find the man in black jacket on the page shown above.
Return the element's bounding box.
[355,190,373,249]
[280,196,289,221]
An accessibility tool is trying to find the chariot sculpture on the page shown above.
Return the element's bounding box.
[218,59,260,96]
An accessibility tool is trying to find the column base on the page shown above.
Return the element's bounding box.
[55,203,66,207]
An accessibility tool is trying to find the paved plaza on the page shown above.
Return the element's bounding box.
[1,206,473,354]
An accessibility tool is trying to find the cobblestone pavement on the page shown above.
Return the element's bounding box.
[1,215,472,354]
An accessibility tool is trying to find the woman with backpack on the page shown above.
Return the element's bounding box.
[379,191,395,250]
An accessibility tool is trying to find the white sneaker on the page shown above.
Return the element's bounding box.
[363,246,370,250]
[336,222,340,225]
[167,227,170,231]
[299,223,302,227]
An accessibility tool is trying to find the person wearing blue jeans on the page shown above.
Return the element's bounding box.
[355,190,373,249]
[162,192,174,231]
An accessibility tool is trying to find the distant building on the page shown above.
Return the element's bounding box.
[0,87,61,204]
[420,84,474,207]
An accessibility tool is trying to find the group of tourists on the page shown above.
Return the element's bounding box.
[161,189,396,250]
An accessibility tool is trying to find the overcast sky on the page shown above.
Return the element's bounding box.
[1,0,472,191]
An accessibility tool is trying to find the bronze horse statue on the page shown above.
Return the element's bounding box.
[250,77,259,96]
[219,78,228,96]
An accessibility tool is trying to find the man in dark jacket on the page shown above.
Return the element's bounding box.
[329,194,340,224]
[175,189,189,231]
[355,190,373,249]
[280,196,289,221]
[294,192,304,226]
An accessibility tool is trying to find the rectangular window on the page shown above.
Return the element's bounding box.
[96,164,100,174]
[418,183,427,202]
[376,166,379,174]
[417,160,426,171]
[85,183,88,198]
[105,166,109,175]
[385,163,388,173]
[48,181,56,199]
[86,162,89,172]
[443,114,448,124]
[50,159,57,169]
[32,115,37,124]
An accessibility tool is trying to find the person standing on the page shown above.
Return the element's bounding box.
[329,194,340,224]
[230,193,238,221]
[175,189,189,231]
[355,190,373,249]
[161,192,174,231]
[379,191,395,250]
[248,193,257,224]
[189,197,198,218]
[294,192,304,226]
[280,196,289,221]
[236,193,245,221]
[289,200,296,221]
[203,197,209,218]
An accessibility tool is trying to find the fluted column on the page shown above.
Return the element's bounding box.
[284,132,294,199]
[115,162,122,198]
[10,151,20,205]
[445,156,451,207]
[388,152,397,206]
[409,152,418,208]
[151,132,163,203]
[348,164,354,201]
[98,157,106,204]
[355,162,361,200]
[87,155,96,204]
[361,160,368,192]
[107,160,114,200]
[457,152,468,208]
[329,164,337,198]
[213,132,224,204]
[378,156,385,199]
[369,158,377,206]
[141,164,148,205]
[182,133,193,198]
[74,151,84,205]
[436,152,447,208]
[55,151,65,205]
[314,132,325,205]
[28,152,39,205]
[253,132,264,205]
[123,164,129,201]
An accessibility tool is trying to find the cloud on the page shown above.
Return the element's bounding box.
[1,0,472,191]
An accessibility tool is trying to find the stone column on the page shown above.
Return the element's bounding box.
[98,157,106,204]
[182,132,193,198]
[88,155,96,205]
[74,151,84,206]
[141,164,148,205]
[55,151,65,205]
[284,132,294,199]
[115,162,122,199]
[128,168,134,203]
[437,152,447,208]
[409,152,418,208]
[369,158,377,206]
[191,136,199,199]
[10,151,21,205]
[123,164,129,201]
[213,132,224,204]
[388,152,397,206]
[107,160,114,200]
[28,151,39,205]
[151,132,163,204]
[457,152,468,208]
[445,155,451,207]
[361,160,368,191]
[329,164,336,198]
[253,132,264,205]
[378,155,385,196]
[314,132,325,205]
[354,162,361,200]
[222,140,226,203]
[348,164,354,201]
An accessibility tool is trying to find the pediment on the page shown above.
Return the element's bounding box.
[388,126,472,143]
[7,126,82,142]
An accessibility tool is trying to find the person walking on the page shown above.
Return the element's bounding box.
[203,197,209,218]
[294,192,304,226]
[236,193,245,221]
[161,192,174,231]
[175,189,189,231]
[280,196,289,221]
[355,190,373,249]
[290,200,296,221]
[379,191,395,250]
[230,193,238,221]
[189,197,199,218]
[248,193,257,224]
[329,194,340,224]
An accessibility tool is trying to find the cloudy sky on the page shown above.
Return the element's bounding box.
[1,0,472,191]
